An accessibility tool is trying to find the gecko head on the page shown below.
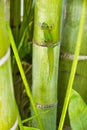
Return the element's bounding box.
[41,22,49,30]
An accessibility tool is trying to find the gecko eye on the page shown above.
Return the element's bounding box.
[41,22,49,29]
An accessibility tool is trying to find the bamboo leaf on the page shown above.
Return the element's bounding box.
[23,126,40,130]
[6,24,43,130]
[22,108,55,124]
[69,90,87,130]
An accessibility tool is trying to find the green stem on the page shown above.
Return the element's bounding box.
[22,108,55,124]
[0,0,9,58]
[58,1,86,130]
[32,0,62,130]
[10,0,21,45]
[0,1,18,129]
[7,24,43,130]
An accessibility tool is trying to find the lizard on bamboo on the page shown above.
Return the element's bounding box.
[41,22,54,80]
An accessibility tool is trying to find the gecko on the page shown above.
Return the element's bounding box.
[41,22,54,80]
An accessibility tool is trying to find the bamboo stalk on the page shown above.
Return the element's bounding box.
[0,0,9,58]
[32,0,62,129]
[10,0,21,45]
[58,0,87,127]
[10,0,21,87]
[58,1,86,129]
[0,0,17,129]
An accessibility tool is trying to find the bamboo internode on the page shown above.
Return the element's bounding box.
[0,0,18,129]
[10,118,18,130]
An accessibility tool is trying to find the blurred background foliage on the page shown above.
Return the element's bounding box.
[10,0,34,123]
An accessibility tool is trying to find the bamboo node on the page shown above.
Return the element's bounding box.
[36,101,58,109]
[0,47,10,66]
[60,51,87,60]
[10,118,18,130]
[33,39,60,48]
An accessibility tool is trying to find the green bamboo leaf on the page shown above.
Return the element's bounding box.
[23,126,40,130]
[69,90,87,130]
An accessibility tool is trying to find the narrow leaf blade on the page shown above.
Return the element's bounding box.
[23,126,40,130]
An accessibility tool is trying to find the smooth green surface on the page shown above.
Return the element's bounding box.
[61,0,87,55]
[0,56,17,129]
[32,44,59,104]
[32,44,59,130]
[31,107,57,130]
[69,90,87,130]
[0,0,10,58]
[0,0,17,129]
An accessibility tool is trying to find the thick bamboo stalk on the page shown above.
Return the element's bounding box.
[0,0,9,58]
[0,0,17,129]
[32,0,62,130]
[58,0,87,127]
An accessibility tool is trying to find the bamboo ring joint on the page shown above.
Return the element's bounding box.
[36,101,58,109]
[33,39,60,48]
[10,118,18,130]
[0,48,10,66]
[61,51,87,60]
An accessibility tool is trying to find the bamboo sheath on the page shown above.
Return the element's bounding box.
[0,0,17,129]
[58,0,87,126]
[32,0,62,129]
